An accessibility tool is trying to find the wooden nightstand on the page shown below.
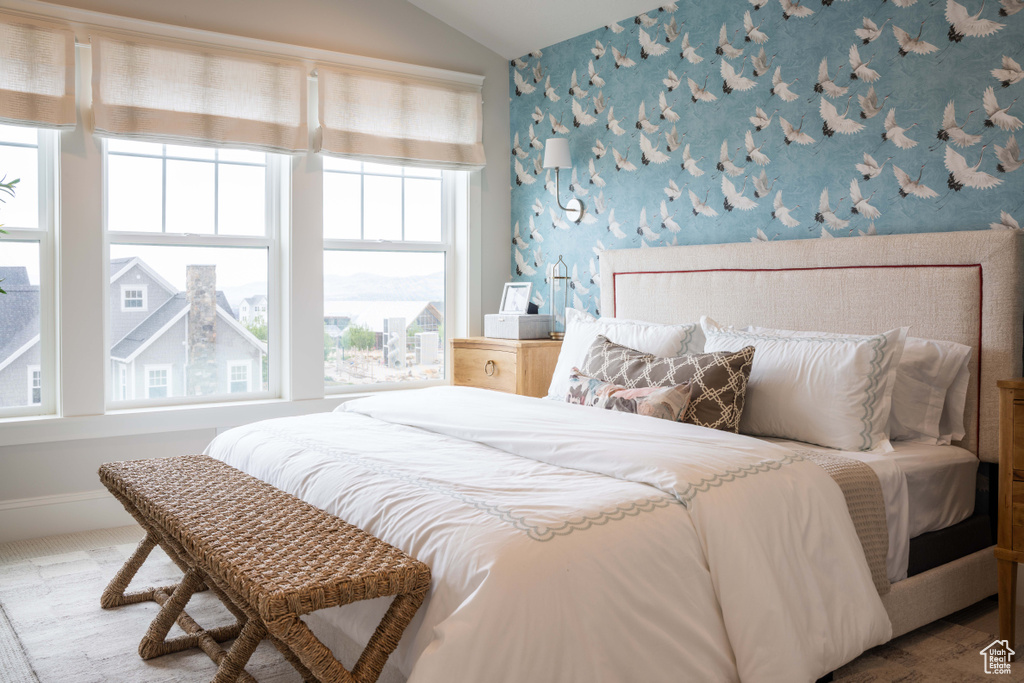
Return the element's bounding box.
[996,378,1024,649]
[450,337,562,398]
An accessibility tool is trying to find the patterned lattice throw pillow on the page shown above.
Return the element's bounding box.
[565,369,692,423]
[578,335,755,433]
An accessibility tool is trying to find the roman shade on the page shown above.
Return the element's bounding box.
[0,11,76,129]
[91,32,307,153]
[316,64,485,170]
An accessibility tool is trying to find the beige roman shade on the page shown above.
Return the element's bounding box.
[316,64,485,170]
[0,11,76,129]
[91,32,307,153]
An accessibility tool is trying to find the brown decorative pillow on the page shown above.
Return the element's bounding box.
[565,368,693,423]
[578,335,755,433]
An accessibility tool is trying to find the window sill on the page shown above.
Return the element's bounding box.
[0,394,360,448]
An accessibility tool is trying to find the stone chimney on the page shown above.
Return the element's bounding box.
[186,265,217,396]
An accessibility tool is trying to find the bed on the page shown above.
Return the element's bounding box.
[206,229,1023,683]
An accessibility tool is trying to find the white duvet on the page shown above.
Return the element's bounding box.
[206,387,891,683]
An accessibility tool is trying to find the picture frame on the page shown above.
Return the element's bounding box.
[499,282,532,315]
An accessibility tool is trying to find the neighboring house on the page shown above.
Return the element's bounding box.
[108,258,267,400]
[0,267,40,408]
[322,300,444,347]
[237,294,268,326]
[0,258,267,407]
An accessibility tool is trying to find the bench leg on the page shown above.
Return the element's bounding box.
[149,585,245,656]
[211,619,267,683]
[354,591,426,683]
[264,588,426,683]
[139,567,207,660]
[101,531,185,609]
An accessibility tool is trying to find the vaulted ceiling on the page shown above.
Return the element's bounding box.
[405,0,663,59]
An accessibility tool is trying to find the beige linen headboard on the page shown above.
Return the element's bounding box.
[599,230,1024,462]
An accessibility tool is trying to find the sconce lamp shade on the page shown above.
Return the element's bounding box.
[542,138,573,169]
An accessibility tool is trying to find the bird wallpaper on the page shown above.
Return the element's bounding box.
[508,0,1024,317]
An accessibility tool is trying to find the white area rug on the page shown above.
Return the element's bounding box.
[0,526,299,682]
[0,525,1022,682]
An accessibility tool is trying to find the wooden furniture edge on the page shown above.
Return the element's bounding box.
[451,336,563,349]
[998,381,1021,652]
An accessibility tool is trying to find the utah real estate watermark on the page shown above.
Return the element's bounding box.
[981,639,1014,675]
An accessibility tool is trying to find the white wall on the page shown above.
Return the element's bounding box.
[0,0,511,543]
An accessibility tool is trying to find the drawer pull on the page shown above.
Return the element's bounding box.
[484,360,496,376]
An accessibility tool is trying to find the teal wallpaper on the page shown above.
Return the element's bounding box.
[508,0,1024,316]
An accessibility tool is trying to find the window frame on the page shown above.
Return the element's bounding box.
[322,160,458,395]
[144,363,171,399]
[0,126,58,419]
[119,283,148,312]
[118,364,129,401]
[102,139,284,410]
[27,365,42,405]
[227,359,251,393]
[0,4,482,447]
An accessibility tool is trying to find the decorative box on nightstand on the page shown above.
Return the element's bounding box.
[996,378,1024,650]
[450,337,562,398]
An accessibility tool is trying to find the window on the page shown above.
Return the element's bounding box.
[105,140,279,406]
[0,124,56,416]
[228,361,250,393]
[146,365,170,398]
[323,158,453,391]
[28,366,41,405]
[118,365,128,401]
[120,284,148,311]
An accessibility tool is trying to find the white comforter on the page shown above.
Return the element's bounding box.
[206,387,891,682]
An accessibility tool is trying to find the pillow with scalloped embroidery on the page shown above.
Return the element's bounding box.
[701,316,908,452]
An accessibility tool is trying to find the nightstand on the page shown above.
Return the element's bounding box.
[450,337,562,398]
[996,378,1024,650]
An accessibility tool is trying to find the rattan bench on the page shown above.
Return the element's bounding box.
[98,455,431,683]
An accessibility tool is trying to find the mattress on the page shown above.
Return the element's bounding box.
[762,439,978,584]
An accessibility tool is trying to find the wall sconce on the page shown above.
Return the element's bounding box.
[543,138,586,224]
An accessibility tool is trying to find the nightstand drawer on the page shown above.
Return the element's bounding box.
[450,337,562,398]
[452,348,517,394]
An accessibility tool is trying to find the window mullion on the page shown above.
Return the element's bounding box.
[160,147,167,233]
[213,152,220,235]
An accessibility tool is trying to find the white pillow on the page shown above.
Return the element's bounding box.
[887,338,972,445]
[702,317,908,452]
[546,308,705,399]
[938,352,972,444]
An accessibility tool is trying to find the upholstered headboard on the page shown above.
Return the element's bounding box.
[599,230,1024,462]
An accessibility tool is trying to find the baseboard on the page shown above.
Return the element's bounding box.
[0,490,132,544]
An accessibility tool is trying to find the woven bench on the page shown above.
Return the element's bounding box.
[98,455,431,683]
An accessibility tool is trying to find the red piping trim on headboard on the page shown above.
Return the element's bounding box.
[611,264,984,457]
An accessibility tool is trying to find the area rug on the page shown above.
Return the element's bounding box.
[0,527,299,682]
[0,526,1021,682]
